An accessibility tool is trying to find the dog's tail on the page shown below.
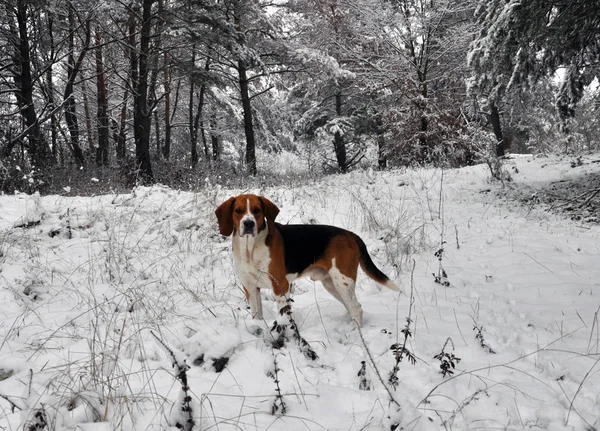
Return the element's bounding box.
[355,235,401,292]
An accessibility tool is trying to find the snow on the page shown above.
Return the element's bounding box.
[0,154,599,430]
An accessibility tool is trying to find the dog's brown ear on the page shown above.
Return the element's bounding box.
[215,197,236,236]
[259,196,280,223]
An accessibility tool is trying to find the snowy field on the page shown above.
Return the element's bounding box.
[0,154,599,430]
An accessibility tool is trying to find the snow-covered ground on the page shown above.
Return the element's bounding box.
[0,154,599,430]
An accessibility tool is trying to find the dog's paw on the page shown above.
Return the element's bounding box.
[248,324,264,337]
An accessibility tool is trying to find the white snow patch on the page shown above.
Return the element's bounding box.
[0,156,599,430]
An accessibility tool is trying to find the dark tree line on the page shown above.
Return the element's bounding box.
[469,0,600,156]
[1,0,599,192]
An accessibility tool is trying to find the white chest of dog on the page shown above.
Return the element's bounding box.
[232,233,271,288]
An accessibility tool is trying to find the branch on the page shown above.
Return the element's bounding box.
[0,393,23,413]
[13,98,70,142]
[249,85,274,100]
[356,324,401,409]
[247,67,310,82]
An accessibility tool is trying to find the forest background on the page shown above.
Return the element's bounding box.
[1,0,599,193]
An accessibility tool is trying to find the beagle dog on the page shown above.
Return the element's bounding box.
[215,194,400,326]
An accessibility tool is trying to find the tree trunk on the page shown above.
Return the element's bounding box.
[211,135,219,162]
[201,121,209,159]
[418,75,430,162]
[116,94,128,160]
[13,1,50,169]
[333,92,347,172]
[133,0,154,183]
[234,6,256,176]
[2,128,19,160]
[238,60,257,176]
[116,10,137,162]
[189,48,198,168]
[48,75,58,163]
[46,13,58,163]
[198,60,211,160]
[153,110,161,159]
[489,102,504,157]
[192,89,205,166]
[81,79,95,151]
[151,0,165,160]
[192,62,210,165]
[420,115,429,155]
[376,115,387,169]
[63,4,90,167]
[163,53,172,159]
[211,114,220,162]
[95,27,109,167]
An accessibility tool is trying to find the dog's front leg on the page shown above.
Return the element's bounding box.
[244,285,263,320]
[270,277,291,316]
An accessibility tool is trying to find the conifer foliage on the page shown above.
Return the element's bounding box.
[469,0,600,118]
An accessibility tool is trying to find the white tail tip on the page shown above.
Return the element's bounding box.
[385,280,401,292]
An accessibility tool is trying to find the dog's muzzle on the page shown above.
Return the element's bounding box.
[242,219,256,236]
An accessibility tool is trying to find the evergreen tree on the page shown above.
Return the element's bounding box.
[469,0,600,138]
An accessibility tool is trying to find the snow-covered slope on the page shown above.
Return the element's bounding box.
[0,155,598,430]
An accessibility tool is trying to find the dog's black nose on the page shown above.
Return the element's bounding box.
[243,219,255,231]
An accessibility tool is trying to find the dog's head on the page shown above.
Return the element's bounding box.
[215,194,280,237]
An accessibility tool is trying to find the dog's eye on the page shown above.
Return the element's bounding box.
[252,208,261,214]
[235,208,243,214]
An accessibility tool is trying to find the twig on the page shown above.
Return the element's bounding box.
[472,322,496,354]
[313,282,331,346]
[356,324,401,409]
[453,309,468,346]
[389,260,417,388]
[523,252,554,274]
[578,188,600,208]
[549,187,600,210]
[587,306,599,354]
[151,331,195,431]
[274,300,318,360]
[269,352,287,416]
[0,393,23,412]
[434,174,450,286]
[454,224,459,249]
[441,389,487,428]
[565,355,600,426]
[418,328,581,407]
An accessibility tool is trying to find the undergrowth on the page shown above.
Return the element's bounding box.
[1,161,599,430]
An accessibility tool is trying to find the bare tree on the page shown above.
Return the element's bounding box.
[7,1,52,169]
[63,2,91,167]
[95,26,109,167]
[133,0,154,183]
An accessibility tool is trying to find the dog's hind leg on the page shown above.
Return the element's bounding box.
[337,280,363,327]
[328,270,363,326]
[321,276,345,304]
